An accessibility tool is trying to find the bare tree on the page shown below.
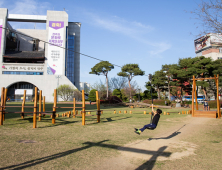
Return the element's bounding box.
[109,77,128,90]
[73,89,82,101]
[121,80,138,100]
[92,80,111,100]
[57,84,75,101]
[192,0,222,35]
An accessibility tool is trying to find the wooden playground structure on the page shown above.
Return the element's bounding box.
[0,87,102,128]
[191,75,221,118]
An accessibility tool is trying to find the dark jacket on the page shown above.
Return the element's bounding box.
[152,114,160,126]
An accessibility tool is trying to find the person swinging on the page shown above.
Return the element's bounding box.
[134,104,162,135]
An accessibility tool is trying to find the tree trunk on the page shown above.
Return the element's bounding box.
[202,87,208,100]
[128,80,131,100]
[180,86,183,100]
[158,87,160,99]
[168,82,171,101]
[106,75,109,99]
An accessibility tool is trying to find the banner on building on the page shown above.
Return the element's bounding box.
[194,33,222,52]
[0,19,3,54]
[47,21,64,75]
[15,89,33,95]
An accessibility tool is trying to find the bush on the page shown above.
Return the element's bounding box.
[100,96,122,104]
[208,100,217,108]
[182,101,192,105]
[143,99,171,106]
[88,89,97,102]
[207,100,222,108]
[112,89,122,99]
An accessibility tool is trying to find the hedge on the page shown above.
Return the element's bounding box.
[182,101,192,105]
[208,100,222,108]
[143,99,171,106]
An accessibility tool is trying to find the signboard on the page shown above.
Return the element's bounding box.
[0,19,3,54]
[47,21,64,75]
[15,89,33,95]
[2,66,44,71]
[194,33,222,52]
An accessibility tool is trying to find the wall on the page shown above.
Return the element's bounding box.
[17,29,47,51]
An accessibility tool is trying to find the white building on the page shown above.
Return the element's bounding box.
[195,33,222,60]
[79,82,90,93]
[0,8,81,102]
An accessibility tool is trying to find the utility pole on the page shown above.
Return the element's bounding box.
[55,76,62,102]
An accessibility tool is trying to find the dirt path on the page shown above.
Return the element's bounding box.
[88,116,211,170]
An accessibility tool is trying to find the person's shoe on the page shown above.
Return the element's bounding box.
[134,130,141,135]
[134,128,139,131]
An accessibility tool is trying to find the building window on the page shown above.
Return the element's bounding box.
[219,48,222,53]
[66,35,75,84]
[2,71,43,75]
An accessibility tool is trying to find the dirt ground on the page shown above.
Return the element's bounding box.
[86,116,217,170]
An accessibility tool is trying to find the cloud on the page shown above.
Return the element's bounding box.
[0,0,4,7]
[9,0,50,15]
[81,11,171,56]
[4,0,50,29]
[87,12,154,36]
[149,43,172,56]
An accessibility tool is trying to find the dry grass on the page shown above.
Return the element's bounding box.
[0,102,221,169]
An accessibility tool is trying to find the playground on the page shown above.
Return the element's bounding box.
[0,99,222,170]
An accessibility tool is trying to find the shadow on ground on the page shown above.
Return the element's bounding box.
[0,140,171,170]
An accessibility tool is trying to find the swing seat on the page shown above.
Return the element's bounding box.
[146,127,155,130]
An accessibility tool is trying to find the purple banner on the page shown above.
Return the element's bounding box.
[49,21,64,30]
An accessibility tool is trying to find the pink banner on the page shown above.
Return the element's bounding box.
[0,24,2,54]
[0,19,2,54]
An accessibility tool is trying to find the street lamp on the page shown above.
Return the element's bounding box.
[138,88,141,102]
[55,75,62,102]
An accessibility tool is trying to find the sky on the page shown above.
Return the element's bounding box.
[0,0,203,91]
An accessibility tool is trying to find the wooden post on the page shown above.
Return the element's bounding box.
[0,87,5,125]
[3,88,7,121]
[216,75,221,118]
[192,75,195,117]
[73,98,76,118]
[39,90,42,121]
[194,79,198,110]
[143,111,146,114]
[43,96,45,117]
[96,91,100,123]
[33,87,37,128]
[130,110,132,114]
[82,90,85,125]
[76,110,78,115]
[114,110,116,114]
[52,89,57,124]
[21,90,26,119]
[119,111,121,114]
